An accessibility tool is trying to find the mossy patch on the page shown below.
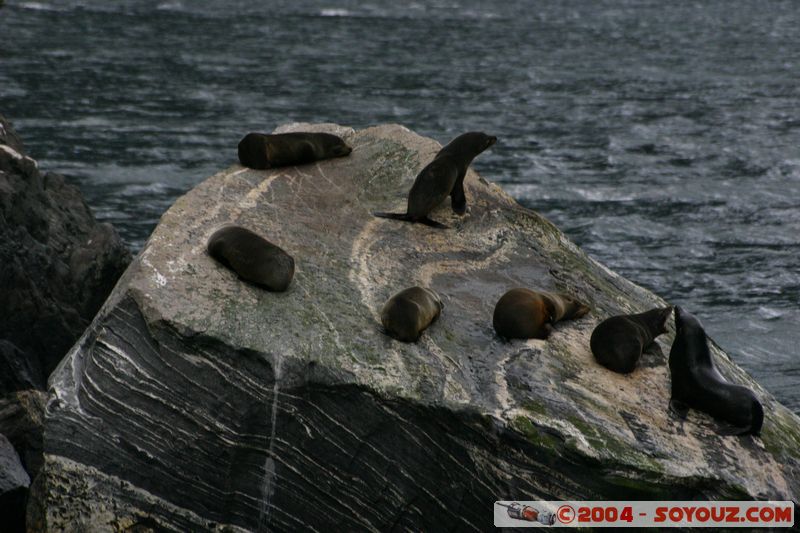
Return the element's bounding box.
[521,399,548,417]
[511,416,562,453]
[761,409,800,459]
[563,413,665,473]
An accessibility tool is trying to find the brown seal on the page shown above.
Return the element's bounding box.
[590,306,672,373]
[492,288,590,340]
[237,132,352,169]
[669,306,763,436]
[207,226,294,291]
[373,131,496,228]
[380,287,443,342]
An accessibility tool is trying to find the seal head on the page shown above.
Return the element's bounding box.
[440,132,497,215]
[669,306,763,436]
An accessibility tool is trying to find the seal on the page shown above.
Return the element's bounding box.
[669,306,763,436]
[380,286,443,342]
[590,306,673,374]
[373,131,497,228]
[237,132,352,169]
[207,225,295,291]
[492,288,590,340]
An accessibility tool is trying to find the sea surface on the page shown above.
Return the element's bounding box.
[2,0,798,413]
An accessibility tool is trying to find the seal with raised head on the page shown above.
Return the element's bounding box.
[590,306,673,374]
[373,131,497,228]
[669,306,763,436]
[207,225,295,291]
[237,132,352,169]
[492,288,590,340]
[380,286,443,342]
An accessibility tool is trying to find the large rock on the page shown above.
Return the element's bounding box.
[34,124,799,531]
[0,433,30,532]
[0,340,42,393]
[0,113,131,392]
[0,390,47,479]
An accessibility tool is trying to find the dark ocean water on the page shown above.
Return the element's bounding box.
[2,0,799,413]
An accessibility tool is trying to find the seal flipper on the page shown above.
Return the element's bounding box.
[450,178,467,215]
[669,398,689,420]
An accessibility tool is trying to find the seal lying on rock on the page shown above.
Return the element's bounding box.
[237,132,352,169]
[207,226,294,291]
[373,131,497,228]
[381,287,443,342]
[590,306,672,373]
[492,288,590,340]
[669,306,763,436]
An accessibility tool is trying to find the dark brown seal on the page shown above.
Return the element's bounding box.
[492,288,590,340]
[380,287,443,342]
[207,226,294,291]
[237,132,352,169]
[373,131,497,228]
[669,306,763,436]
[590,306,672,374]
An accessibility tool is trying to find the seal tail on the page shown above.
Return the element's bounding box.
[372,212,449,229]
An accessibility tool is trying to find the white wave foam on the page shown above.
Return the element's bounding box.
[757,306,784,321]
[319,8,351,17]
[18,2,60,11]
[156,2,184,11]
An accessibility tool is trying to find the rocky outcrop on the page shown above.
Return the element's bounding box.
[0,115,24,152]
[1,113,131,530]
[0,390,47,480]
[0,113,131,392]
[0,340,42,393]
[33,124,800,531]
[0,433,29,532]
